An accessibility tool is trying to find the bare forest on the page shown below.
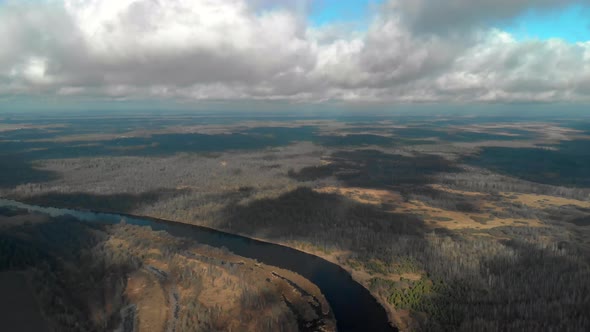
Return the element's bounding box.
[1,113,589,331]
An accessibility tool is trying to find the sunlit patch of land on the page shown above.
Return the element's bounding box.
[126,269,168,331]
[428,184,486,197]
[502,193,590,209]
[315,186,403,206]
[394,199,542,230]
[315,185,544,230]
[0,123,67,133]
[111,224,336,332]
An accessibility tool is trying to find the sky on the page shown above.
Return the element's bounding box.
[0,0,589,111]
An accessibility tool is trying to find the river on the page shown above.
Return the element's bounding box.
[0,198,396,332]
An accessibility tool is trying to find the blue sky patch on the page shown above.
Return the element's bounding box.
[309,0,383,27]
[507,4,590,42]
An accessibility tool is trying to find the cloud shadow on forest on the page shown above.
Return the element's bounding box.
[219,187,429,258]
[20,188,190,214]
[289,149,461,188]
[0,156,60,189]
[465,139,590,188]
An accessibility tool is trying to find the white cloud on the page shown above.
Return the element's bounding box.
[433,32,590,102]
[0,0,589,105]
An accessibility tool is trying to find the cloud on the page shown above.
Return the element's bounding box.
[0,0,589,105]
[386,0,587,34]
[434,32,590,102]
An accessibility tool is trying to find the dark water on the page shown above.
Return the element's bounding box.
[0,199,395,332]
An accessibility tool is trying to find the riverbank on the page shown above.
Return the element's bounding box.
[0,198,396,332]
[0,208,336,332]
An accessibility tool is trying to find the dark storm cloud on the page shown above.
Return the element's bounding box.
[387,0,587,34]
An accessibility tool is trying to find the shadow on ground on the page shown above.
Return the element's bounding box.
[220,187,427,260]
[290,149,461,188]
[0,156,60,189]
[20,188,190,213]
[466,139,590,188]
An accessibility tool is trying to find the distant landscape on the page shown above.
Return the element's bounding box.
[1,111,589,331]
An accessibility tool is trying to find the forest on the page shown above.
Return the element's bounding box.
[0,208,335,332]
[1,112,590,331]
